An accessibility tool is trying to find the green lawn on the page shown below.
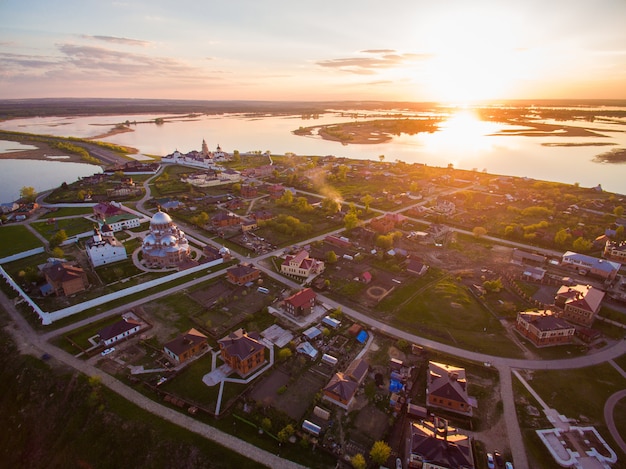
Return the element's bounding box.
[0,225,43,258]
[517,364,626,467]
[38,206,94,219]
[377,271,523,357]
[31,217,94,240]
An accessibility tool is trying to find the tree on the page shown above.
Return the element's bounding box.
[615,225,625,242]
[472,226,487,238]
[321,197,341,214]
[261,418,272,432]
[572,236,592,252]
[344,211,359,230]
[326,250,338,263]
[231,183,242,194]
[361,194,374,213]
[191,211,209,228]
[351,453,366,469]
[295,197,313,213]
[370,441,391,466]
[483,278,503,293]
[336,164,349,182]
[614,206,624,217]
[378,154,385,163]
[51,247,64,259]
[232,149,240,163]
[277,424,294,443]
[276,190,293,206]
[278,348,292,361]
[20,186,37,202]
[554,228,572,247]
[376,234,394,250]
[49,229,67,248]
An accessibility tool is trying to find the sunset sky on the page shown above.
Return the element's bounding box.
[1,0,625,103]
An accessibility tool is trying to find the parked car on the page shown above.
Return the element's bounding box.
[486,453,495,469]
[101,347,115,356]
[396,458,402,469]
[505,463,514,469]
[494,450,504,468]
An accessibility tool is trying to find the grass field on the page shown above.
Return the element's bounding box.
[0,225,42,258]
[376,271,523,357]
[515,364,626,468]
[31,217,94,240]
[38,206,94,219]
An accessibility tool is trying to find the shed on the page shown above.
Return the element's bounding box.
[313,406,331,421]
[356,330,368,344]
[321,354,338,367]
[296,341,318,360]
[303,326,322,340]
[348,323,362,336]
[322,316,341,329]
[302,420,321,437]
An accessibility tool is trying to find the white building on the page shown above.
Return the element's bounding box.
[99,213,141,232]
[86,228,127,267]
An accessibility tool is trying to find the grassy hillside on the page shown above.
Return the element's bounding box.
[0,327,262,469]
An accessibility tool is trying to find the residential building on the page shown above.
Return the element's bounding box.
[604,240,626,263]
[86,227,127,267]
[281,250,325,278]
[408,418,474,469]
[240,184,258,198]
[100,213,141,232]
[284,288,316,317]
[163,328,209,364]
[98,317,142,346]
[515,310,575,347]
[218,329,266,377]
[561,251,621,281]
[426,361,476,416]
[322,358,369,410]
[93,201,123,220]
[42,261,89,297]
[211,211,240,228]
[226,263,260,285]
[141,210,190,268]
[555,284,605,327]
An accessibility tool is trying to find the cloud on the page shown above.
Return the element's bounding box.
[317,50,428,75]
[84,35,151,47]
[0,43,224,85]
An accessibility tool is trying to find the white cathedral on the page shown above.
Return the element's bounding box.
[141,209,190,268]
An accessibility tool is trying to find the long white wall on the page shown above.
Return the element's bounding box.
[1,258,223,325]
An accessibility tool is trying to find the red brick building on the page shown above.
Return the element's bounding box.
[218,329,266,377]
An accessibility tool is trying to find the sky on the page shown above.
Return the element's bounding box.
[1,0,626,103]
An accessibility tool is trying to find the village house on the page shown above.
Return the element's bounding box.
[163,328,209,364]
[369,214,397,234]
[93,201,123,220]
[555,284,605,327]
[41,261,89,297]
[218,329,266,377]
[98,316,142,347]
[426,361,476,416]
[211,211,240,228]
[322,358,369,410]
[283,288,316,317]
[241,165,273,178]
[267,184,285,199]
[604,240,626,263]
[226,263,260,285]
[240,184,258,198]
[561,251,621,281]
[100,213,141,232]
[408,418,475,469]
[515,310,576,347]
[86,227,127,267]
[251,210,275,222]
[203,244,231,262]
[281,250,325,278]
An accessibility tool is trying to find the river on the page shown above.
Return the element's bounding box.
[1,107,625,204]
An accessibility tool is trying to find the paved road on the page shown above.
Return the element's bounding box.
[604,390,626,457]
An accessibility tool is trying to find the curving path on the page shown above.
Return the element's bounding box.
[604,390,626,457]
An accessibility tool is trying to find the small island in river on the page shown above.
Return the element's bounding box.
[293,118,440,144]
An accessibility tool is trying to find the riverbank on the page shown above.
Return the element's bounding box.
[0,141,87,164]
